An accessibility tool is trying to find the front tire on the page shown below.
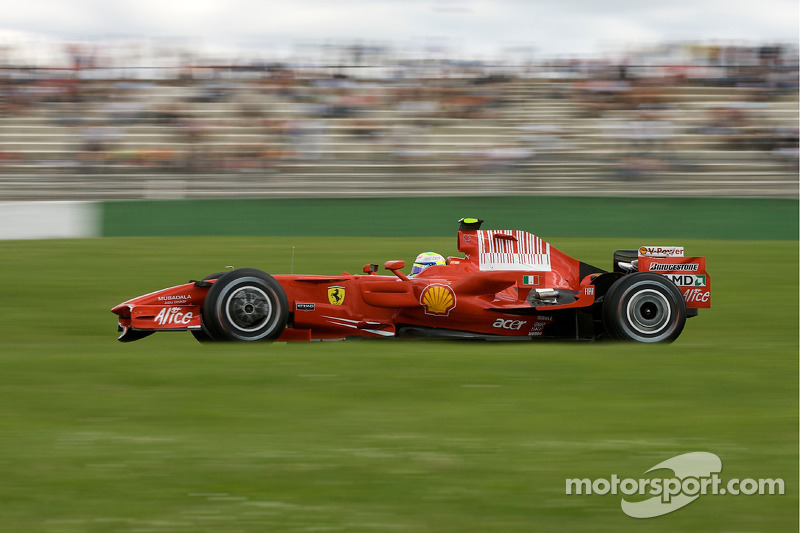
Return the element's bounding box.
[192,272,228,342]
[602,272,686,343]
[202,268,288,342]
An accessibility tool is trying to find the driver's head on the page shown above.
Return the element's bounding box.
[411,252,446,276]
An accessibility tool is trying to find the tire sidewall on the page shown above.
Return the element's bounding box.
[203,269,288,341]
[603,272,686,342]
[192,272,230,342]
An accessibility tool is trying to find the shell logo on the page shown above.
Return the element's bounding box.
[420,284,456,316]
[639,246,648,255]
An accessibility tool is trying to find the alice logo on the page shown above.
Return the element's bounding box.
[420,284,456,316]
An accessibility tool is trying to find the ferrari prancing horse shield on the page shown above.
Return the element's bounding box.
[327,286,345,305]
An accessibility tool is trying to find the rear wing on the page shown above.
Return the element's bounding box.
[637,256,710,309]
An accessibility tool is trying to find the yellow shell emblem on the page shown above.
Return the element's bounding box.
[421,284,456,316]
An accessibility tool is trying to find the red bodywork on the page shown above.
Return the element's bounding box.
[112,223,710,342]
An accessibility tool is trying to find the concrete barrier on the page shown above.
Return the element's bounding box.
[101,196,799,241]
[2,197,797,241]
[0,201,99,240]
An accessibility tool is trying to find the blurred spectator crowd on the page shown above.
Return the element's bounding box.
[0,39,797,197]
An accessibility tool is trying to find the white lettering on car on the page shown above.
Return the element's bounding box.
[683,288,710,303]
[650,263,699,272]
[154,307,193,326]
[158,294,191,302]
[493,318,527,330]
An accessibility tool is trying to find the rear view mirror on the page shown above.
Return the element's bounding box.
[384,260,408,281]
[384,260,405,270]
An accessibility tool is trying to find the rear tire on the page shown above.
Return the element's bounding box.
[602,272,686,343]
[202,268,288,342]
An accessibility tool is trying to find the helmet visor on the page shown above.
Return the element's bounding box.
[411,261,438,275]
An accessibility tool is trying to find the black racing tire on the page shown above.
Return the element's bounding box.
[202,268,288,342]
[191,272,229,342]
[613,249,638,273]
[602,272,686,343]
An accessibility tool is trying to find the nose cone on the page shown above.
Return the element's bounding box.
[110,282,202,315]
[111,301,131,316]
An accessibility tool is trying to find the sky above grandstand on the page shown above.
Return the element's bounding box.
[2,0,798,59]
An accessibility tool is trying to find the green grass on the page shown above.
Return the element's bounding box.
[0,236,796,532]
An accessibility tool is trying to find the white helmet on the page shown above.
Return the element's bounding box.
[411,252,446,275]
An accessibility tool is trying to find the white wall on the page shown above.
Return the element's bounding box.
[0,201,99,240]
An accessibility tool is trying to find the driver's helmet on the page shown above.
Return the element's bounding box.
[411,252,446,276]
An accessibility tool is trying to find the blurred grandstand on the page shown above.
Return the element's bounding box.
[0,39,797,200]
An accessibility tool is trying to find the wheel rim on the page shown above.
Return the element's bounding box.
[626,288,671,336]
[224,285,273,333]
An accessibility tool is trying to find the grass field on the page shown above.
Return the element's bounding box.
[0,236,797,532]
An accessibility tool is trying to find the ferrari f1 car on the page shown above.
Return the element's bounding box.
[112,218,710,344]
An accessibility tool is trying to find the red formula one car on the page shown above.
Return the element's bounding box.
[112,218,710,344]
